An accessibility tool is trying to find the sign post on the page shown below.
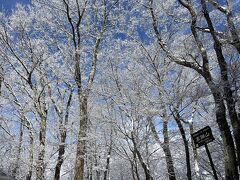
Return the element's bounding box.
[191,126,218,180]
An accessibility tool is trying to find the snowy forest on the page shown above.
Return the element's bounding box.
[0,0,239,179]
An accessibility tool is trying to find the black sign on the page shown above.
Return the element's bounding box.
[191,126,214,148]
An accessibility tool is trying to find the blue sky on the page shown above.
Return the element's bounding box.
[0,0,30,11]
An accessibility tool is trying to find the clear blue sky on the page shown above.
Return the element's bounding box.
[0,0,30,11]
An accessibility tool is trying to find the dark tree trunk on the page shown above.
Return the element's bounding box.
[54,132,66,180]
[103,153,111,180]
[95,153,100,180]
[130,161,137,180]
[224,87,240,168]
[174,113,192,180]
[212,89,239,180]
[54,90,72,180]
[133,151,141,180]
[103,142,112,180]
[225,7,240,53]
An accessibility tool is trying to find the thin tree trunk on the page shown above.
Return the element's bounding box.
[174,113,192,180]
[95,151,100,180]
[89,163,93,180]
[189,121,201,179]
[54,130,66,180]
[54,90,73,180]
[26,126,34,180]
[133,151,141,180]
[86,154,93,180]
[130,161,137,180]
[130,150,141,180]
[103,141,112,180]
[88,156,93,180]
[103,152,111,180]
[149,117,176,180]
[162,121,176,180]
[36,115,47,180]
[12,119,24,178]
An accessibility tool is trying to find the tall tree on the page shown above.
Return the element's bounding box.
[148,0,239,178]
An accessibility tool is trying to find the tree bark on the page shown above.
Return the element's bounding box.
[12,119,24,178]
[103,152,111,180]
[54,131,66,180]
[133,150,141,180]
[94,151,100,180]
[103,141,112,180]
[211,88,239,180]
[26,125,34,180]
[189,121,201,179]
[162,121,176,180]
[36,115,47,180]
[74,95,88,180]
[174,113,192,180]
[54,89,73,180]
[149,118,176,180]
[130,161,137,180]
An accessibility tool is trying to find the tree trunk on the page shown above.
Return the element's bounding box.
[103,143,112,180]
[224,88,240,168]
[103,153,111,180]
[149,117,176,180]
[88,156,93,180]
[133,150,141,180]
[130,161,137,180]
[174,113,192,180]
[95,153,100,180]
[26,126,34,180]
[74,95,88,180]
[51,87,72,180]
[162,121,176,180]
[12,119,24,178]
[212,89,239,180]
[36,115,47,180]
[189,121,201,179]
[226,7,240,53]
[54,128,66,180]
